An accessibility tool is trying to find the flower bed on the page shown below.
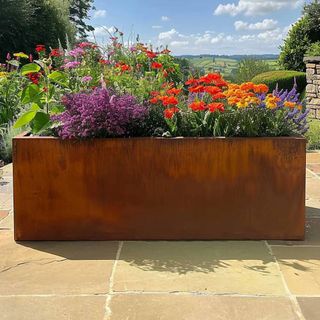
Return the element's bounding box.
[5,29,307,240]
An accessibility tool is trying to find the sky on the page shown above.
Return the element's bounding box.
[89,0,310,56]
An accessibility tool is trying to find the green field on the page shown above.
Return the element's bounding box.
[184,56,279,80]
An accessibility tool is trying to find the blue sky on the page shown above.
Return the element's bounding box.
[89,0,309,55]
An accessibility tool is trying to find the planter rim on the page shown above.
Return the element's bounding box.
[14,132,306,141]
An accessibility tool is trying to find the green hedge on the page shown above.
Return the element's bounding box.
[252,70,306,93]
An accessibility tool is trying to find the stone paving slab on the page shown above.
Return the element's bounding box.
[0,296,106,320]
[113,241,286,295]
[0,231,118,295]
[271,246,320,295]
[297,297,320,320]
[108,295,300,320]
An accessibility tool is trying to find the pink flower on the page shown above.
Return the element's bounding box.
[81,76,93,82]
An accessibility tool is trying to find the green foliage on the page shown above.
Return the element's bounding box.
[252,70,306,93]
[306,42,320,57]
[306,118,320,150]
[279,1,320,71]
[69,0,95,39]
[279,17,311,71]
[0,0,75,61]
[234,59,270,83]
[0,124,23,163]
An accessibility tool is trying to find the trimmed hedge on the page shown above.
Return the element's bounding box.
[252,70,306,93]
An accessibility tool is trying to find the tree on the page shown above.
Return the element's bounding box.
[0,0,75,60]
[234,59,270,83]
[69,0,95,39]
[279,0,320,71]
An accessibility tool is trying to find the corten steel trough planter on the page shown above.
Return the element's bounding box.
[13,133,306,241]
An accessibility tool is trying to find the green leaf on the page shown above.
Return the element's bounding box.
[30,112,50,134]
[14,104,40,128]
[21,63,41,76]
[50,105,65,114]
[48,71,68,86]
[21,84,42,104]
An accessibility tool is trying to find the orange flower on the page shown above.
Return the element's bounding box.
[207,103,225,113]
[161,49,171,54]
[164,107,180,119]
[189,101,206,111]
[284,101,296,109]
[204,86,222,96]
[253,84,269,94]
[151,62,163,69]
[240,82,255,91]
[167,88,182,95]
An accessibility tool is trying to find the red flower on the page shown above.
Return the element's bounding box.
[163,70,169,78]
[120,64,131,72]
[151,62,163,69]
[27,72,41,85]
[78,42,94,48]
[150,91,160,97]
[212,92,226,100]
[199,73,221,84]
[164,107,180,119]
[204,86,222,96]
[185,78,199,86]
[146,50,157,59]
[207,103,225,113]
[167,88,182,95]
[160,95,179,106]
[189,85,205,93]
[189,101,206,111]
[213,78,228,87]
[50,48,61,57]
[150,97,159,104]
[35,45,46,53]
[99,59,110,65]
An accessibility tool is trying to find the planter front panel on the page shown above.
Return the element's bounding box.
[13,137,306,240]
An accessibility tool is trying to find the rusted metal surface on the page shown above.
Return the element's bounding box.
[13,135,306,240]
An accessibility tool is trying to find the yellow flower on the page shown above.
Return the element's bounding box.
[0,72,8,78]
[237,100,248,108]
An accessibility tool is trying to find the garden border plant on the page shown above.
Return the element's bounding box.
[7,30,307,240]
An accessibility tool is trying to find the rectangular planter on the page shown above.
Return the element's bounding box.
[13,134,306,241]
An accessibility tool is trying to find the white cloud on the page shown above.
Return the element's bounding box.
[214,0,302,16]
[234,19,278,31]
[155,25,291,55]
[159,28,178,40]
[170,41,189,47]
[152,25,163,29]
[93,9,107,18]
[161,16,170,21]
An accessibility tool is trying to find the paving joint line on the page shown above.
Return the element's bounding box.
[265,241,306,320]
[103,241,123,320]
[306,168,320,180]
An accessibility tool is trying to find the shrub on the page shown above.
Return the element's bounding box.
[279,1,320,71]
[234,59,270,84]
[252,71,306,94]
[52,89,149,139]
[306,42,320,57]
[306,118,320,150]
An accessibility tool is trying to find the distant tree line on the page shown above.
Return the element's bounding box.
[0,0,94,61]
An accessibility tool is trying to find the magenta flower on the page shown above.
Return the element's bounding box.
[81,76,93,82]
[63,61,81,69]
[68,47,85,57]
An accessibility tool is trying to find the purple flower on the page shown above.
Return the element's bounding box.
[81,76,93,82]
[52,88,149,139]
[62,61,81,69]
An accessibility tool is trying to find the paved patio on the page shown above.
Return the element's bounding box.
[0,153,320,320]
